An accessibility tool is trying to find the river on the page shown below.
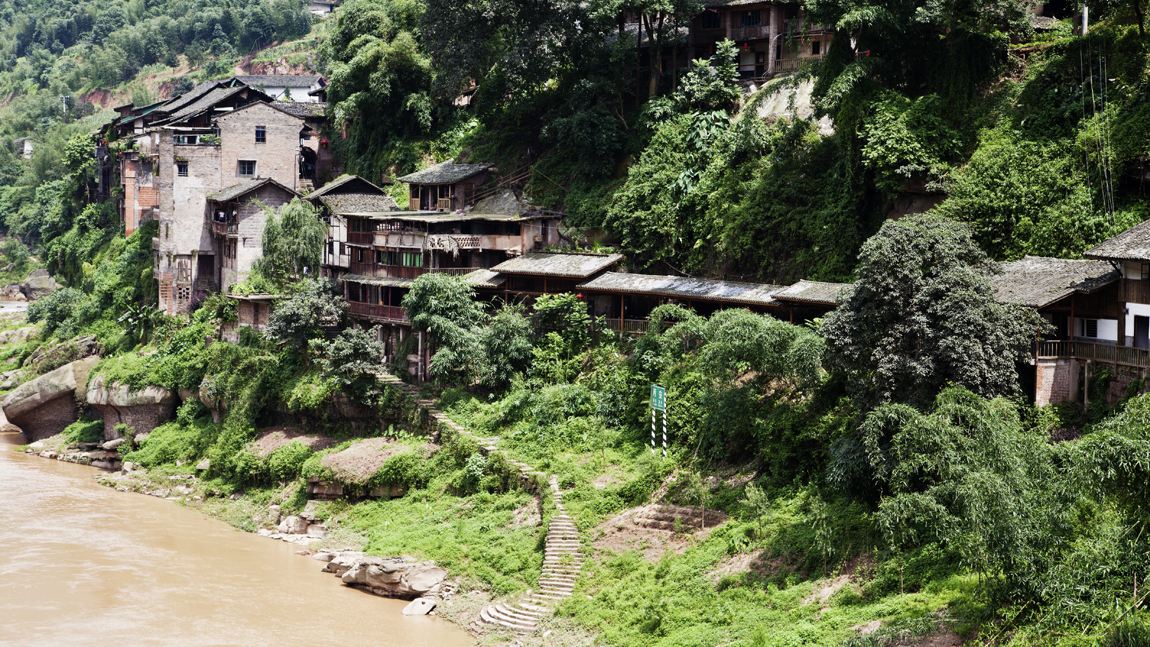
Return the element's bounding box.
[0,432,473,646]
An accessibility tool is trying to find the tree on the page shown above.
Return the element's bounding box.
[265,279,347,352]
[822,215,1041,406]
[402,274,485,385]
[863,388,1057,589]
[478,304,533,390]
[627,0,701,97]
[254,199,326,286]
[315,325,387,399]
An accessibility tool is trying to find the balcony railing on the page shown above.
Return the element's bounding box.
[730,25,771,41]
[211,220,237,236]
[347,264,482,280]
[1038,340,1150,369]
[348,301,408,322]
[604,318,653,336]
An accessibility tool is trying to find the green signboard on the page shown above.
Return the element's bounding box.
[650,384,667,411]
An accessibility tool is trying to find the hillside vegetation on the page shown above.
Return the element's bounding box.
[6,0,1150,646]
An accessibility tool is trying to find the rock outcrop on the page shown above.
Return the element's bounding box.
[317,552,447,600]
[20,269,59,300]
[1,356,99,442]
[85,375,177,440]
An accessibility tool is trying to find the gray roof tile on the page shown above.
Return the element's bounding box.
[492,253,622,279]
[578,272,784,307]
[993,255,1119,308]
[396,160,491,185]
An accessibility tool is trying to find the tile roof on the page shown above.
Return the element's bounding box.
[1085,219,1150,262]
[772,280,852,306]
[235,75,322,88]
[341,274,414,288]
[308,174,388,199]
[396,160,491,185]
[317,193,398,214]
[577,272,784,307]
[345,211,531,223]
[163,85,249,124]
[993,255,1120,308]
[270,101,327,119]
[492,253,623,279]
[207,178,298,202]
[462,269,505,289]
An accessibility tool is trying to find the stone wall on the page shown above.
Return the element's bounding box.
[85,375,177,440]
[216,102,302,191]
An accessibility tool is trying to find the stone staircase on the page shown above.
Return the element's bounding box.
[633,504,728,532]
[379,374,583,634]
[475,476,582,634]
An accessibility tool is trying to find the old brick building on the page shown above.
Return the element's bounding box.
[101,77,325,314]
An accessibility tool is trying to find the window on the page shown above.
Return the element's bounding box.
[401,251,422,267]
[174,134,198,145]
[238,160,256,177]
[811,41,821,56]
[176,161,188,177]
[740,10,761,26]
[700,11,720,29]
[1084,319,1099,338]
[1141,262,1150,280]
[255,126,267,144]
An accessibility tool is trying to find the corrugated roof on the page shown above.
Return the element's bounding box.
[318,193,398,214]
[492,253,623,279]
[208,178,298,202]
[396,160,491,185]
[578,272,784,307]
[772,280,851,306]
[993,256,1119,308]
[1085,219,1150,262]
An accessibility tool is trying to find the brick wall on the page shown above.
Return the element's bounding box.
[216,103,303,191]
[1035,357,1079,407]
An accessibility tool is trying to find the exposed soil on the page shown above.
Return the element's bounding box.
[510,497,542,528]
[803,574,852,607]
[249,427,336,458]
[706,551,792,584]
[591,505,723,561]
[320,438,405,484]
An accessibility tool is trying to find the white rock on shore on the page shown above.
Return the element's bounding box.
[321,552,447,600]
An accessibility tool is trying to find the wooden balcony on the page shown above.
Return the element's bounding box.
[346,263,482,280]
[604,318,653,336]
[211,220,237,236]
[1038,340,1150,369]
[348,301,408,322]
[348,231,374,246]
[730,25,770,41]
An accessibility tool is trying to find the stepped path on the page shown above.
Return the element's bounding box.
[381,375,583,634]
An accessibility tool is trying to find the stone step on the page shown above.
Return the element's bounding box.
[496,603,544,620]
[538,579,576,588]
[481,606,537,631]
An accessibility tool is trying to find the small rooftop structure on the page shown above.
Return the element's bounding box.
[578,272,784,307]
[492,253,623,279]
[1085,220,1150,263]
[397,160,492,186]
[271,101,327,119]
[772,280,851,307]
[208,178,299,203]
[993,256,1120,308]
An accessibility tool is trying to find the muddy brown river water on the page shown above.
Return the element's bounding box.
[0,432,473,646]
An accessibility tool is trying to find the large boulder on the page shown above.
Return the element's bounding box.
[85,375,177,440]
[20,269,59,300]
[321,552,447,600]
[1,356,99,442]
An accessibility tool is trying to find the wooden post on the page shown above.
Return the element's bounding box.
[1084,360,1090,409]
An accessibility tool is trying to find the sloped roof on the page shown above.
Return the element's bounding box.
[396,160,491,185]
[577,272,784,307]
[341,274,413,288]
[317,193,398,214]
[308,174,388,198]
[346,211,529,223]
[1085,220,1150,263]
[491,253,623,279]
[235,74,321,88]
[155,80,229,116]
[772,280,851,306]
[208,178,299,202]
[163,85,249,124]
[462,269,505,289]
[270,101,327,119]
[993,256,1120,308]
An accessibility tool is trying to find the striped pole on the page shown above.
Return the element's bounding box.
[651,407,656,453]
[662,406,668,459]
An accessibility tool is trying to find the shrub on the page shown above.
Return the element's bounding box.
[62,419,104,445]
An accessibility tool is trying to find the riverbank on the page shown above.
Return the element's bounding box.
[0,431,474,647]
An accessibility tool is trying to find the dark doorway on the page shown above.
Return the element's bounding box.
[1136,315,1149,349]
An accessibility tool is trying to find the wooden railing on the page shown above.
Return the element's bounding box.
[730,25,771,41]
[211,220,236,236]
[348,301,408,322]
[1038,340,1150,369]
[346,264,481,280]
[604,318,652,336]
